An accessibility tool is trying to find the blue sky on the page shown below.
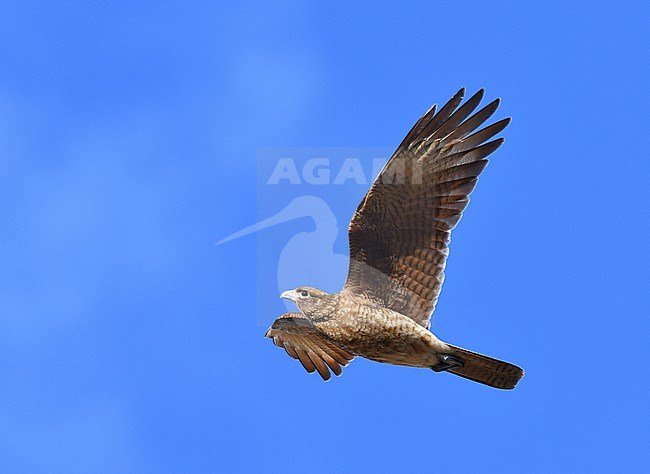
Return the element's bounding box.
[1,1,649,472]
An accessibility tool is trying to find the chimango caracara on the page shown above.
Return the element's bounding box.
[266,88,524,389]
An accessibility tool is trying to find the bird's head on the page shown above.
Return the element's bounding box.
[280,286,335,316]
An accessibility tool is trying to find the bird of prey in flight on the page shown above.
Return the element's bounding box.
[266,88,524,389]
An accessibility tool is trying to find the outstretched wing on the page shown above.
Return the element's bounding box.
[343,88,510,328]
[265,313,355,381]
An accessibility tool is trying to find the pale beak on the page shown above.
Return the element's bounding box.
[280,289,297,302]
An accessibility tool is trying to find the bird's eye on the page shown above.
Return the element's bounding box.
[300,290,310,297]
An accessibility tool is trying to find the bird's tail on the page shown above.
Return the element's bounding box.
[435,344,524,390]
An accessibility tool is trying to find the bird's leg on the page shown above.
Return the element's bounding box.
[431,354,464,372]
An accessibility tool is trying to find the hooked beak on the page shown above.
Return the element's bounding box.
[280,289,297,302]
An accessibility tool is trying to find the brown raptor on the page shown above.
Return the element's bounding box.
[266,88,524,390]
